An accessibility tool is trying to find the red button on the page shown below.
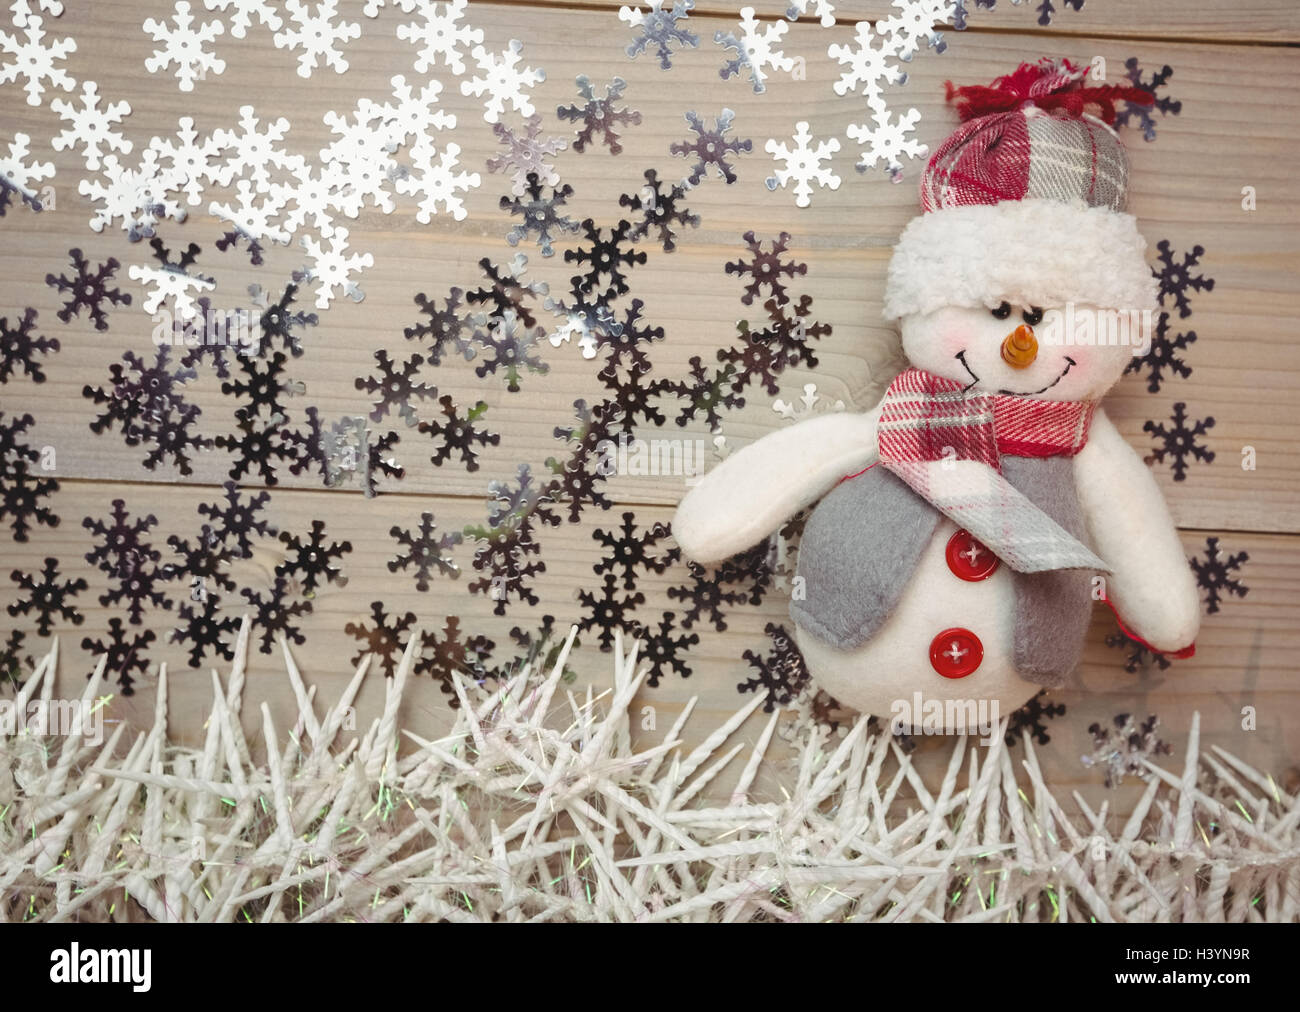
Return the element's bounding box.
[929,628,983,678]
[945,529,999,582]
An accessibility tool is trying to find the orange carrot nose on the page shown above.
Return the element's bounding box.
[1001,324,1037,368]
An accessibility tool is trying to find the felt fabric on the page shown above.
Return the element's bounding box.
[876,367,1106,573]
[791,450,1095,688]
[881,198,1160,322]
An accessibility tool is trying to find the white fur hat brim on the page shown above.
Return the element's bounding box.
[883,198,1160,321]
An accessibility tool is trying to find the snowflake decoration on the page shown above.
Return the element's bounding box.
[726,230,806,306]
[1105,626,1172,674]
[592,511,676,591]
[565,218,647,303]
[355,348,436,427]
[501,173,578,257]
[389,510,461,591]
[7,556,85,637]
[1189,536,1249,614]
[1152,239,1214,319]
[395,0,481,76]
[670,108,753,185]
[0,131,52,214]
[878,0,958,59]
[171,592,239,668]
[459,39,545,124]
[557,75,641,155]
[1144,401,1214,482]
[1114,58,1181,142]
[544,295,622,360]
[465,463,557,615]
[619,168,699,253]
[214,410,298,486]
[848,104,926,182]
[82,619,156,694]
[248,281,318,359]
[143,2,226,92]
[0,459,59,542]
[766,121,841,207]
[221,349,295,419]
[0,307,58,383]
[405,287,475,365]
[127,235,216,320]
[295,226,374,308]
[82,498,171,625]
[419,395,499,471]
[318,101,398,217]
[473,310,549,392]
[669,356,744,430]
[374,73,456,148]
[396,138,480,222]
[418,616,494,699]
[0,628,30,692]
[667,560,749,632]
[44,249,129,333]
[1125,313,1195,394]
[828,20,908,110]
[578,574,645,652]
[485,114,565,197]
[298,412,404,497]
[633,611,697,686]
[465,252,548,326]
[50,82,132,170]
[240,576,311,653]
[619,0,698,71]
[739,622,810,711]
[273,0,360,78]
[78,151,183,241]
[150,115,226,207]
[10,2,64,29]
[1005,690,1066,746]
[714,6,793,94]
[785,0,835,26]
[0,14,75,106]
[203,0,282,38]
[197,480,277,558]
[1082,712,1172,788]
[345,601,418,678]
[213,105,296,190]
[276,518,351,598]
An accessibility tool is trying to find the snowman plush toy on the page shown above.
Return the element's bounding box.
[673,59,1202,730]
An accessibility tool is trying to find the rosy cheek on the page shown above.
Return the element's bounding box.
[938,329,970,357]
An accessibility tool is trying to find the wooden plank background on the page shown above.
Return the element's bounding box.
[2,0,1298,814]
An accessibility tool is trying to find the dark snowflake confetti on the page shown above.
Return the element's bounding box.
[404,286,477,365]
[1114,58,1182,142]
[500,172,580,258]
[564,218,647,303]
[355,348,436,428]
[82,618,156,694]
[171,592,239,668]
[578,573,645,651]
[465,253,548,329]
[418,395,499,472]
[418,616,495,700]
[619,168,699,253]
[556,74,642,155]
[197,481,277,559]
[1005,690,1066,746]
[45,248,132,331]
[8,556,86,637]
[1105,626,1173,674]
[345,601,419,678]
[622,0,699,70]
[725,230,807,307]
[214,410,298,486]
[670,108,753,185]
[738,622,810,712]
[1125,312,1195,393]
[249,281,317,359]
[668,356,744,431]
[240,576,312,654]
[0,459,60,542]
[389,510,461,591]
[1189,536,1249,614]
[0,307,59,383]
[1144,401,1214,482]
[1152,239,1214,319]
[667,560,749,632]
[592,511,677,590]
[632,611,697,686]
[276,519,352,598]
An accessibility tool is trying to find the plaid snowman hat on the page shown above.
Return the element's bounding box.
[884,59,1162,321]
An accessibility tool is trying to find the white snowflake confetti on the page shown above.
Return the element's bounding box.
[208,177,291,247]
[362,0,418,17]
[320,101,401,217]
[9,1,62,29]
[460,39,545,124]
[395,139,480,223]
[211,105,297,189]
[880,0,958,61]
[785,0,835,26]
[714,6,793,94]
[828,20,908,110]
[273,0,360,79]
[279,160,347,238]
[203,0,282,38]
[0,131,53,203]
[376,73,455,149]
[847,104,927,182]
[765,121,840,208]
[50,81,132,171]
[148,115,226,206]
[143,2,227,93]
[78,151,185,241]
[0,14,75,106]
[296,226,374,308]
[128,251,216,320]
[396,0,481,76]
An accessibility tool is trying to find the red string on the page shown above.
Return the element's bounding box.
[944,60,1154,125]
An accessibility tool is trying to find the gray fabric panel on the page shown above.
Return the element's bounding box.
[1025,114,1128,212]
[789,466,940,650]
[1003,455,1095,687]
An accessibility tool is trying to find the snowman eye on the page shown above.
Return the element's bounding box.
[1022,307,1044,326]
[990,302,1012,320]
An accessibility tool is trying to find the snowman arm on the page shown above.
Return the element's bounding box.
[1073,408,1200,653]
[672,407,880,564]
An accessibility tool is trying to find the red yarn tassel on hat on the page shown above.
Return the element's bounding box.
[944,57,1154,126]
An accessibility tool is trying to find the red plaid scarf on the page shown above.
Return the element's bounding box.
[876,368,1107,573]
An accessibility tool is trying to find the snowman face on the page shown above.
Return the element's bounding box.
[899,302,1142,402]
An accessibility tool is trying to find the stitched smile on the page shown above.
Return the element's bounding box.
[953,351,1077,396]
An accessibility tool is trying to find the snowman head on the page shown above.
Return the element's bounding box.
[884,60,1160,403]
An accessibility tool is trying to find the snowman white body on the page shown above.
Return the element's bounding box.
[672,303,1202,729]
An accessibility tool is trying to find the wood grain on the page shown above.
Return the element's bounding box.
[1,1,1297,812]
